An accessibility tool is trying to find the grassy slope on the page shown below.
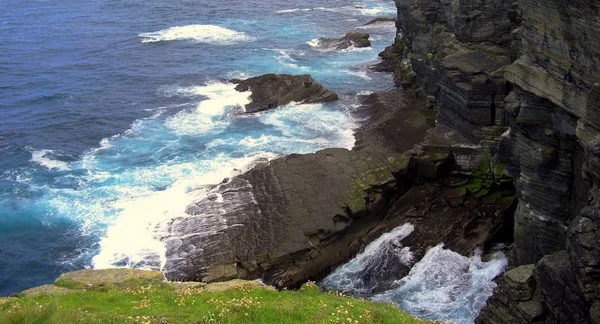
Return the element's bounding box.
[0,280,426,324]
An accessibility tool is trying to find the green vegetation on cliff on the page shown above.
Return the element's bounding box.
[0,270,425,324]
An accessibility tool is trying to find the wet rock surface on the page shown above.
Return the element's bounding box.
[160,148,413,287]
[313,32,371,51]
[233,74,338,113]
[353,90,435,154]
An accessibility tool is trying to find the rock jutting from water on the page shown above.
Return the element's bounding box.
[312,32,372,51]
[231,74,338,113]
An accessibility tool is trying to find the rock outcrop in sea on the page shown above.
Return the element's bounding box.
[311,32,372,51]
[232,74,339,113]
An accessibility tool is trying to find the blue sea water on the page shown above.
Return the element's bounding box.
[0,0,398,296]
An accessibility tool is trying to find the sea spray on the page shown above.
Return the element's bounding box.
[139,25,256,44]
[322,223,508,324]
[374,245,507,324]
[321,223,415,295]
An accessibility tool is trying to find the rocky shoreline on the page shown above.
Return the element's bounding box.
[165,0,600,321]
[8,0,600,323]
[159,10,519,307]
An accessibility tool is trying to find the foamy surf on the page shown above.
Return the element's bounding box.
[275,8,313,14]
[322,222,508,324]
[259,101,357,150]
[373,245,507,324]
[321,223,415,295]
[264,48,310,70]
[30,149,70,171]
[307,39,373,53]
[165,81,251,136]
[277,5,396,16]
[139,24,256,45]
[91,153,277,270]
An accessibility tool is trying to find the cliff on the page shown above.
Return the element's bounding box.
[384,0,600,322]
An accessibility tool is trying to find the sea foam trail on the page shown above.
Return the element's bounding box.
[165,82,251,136]
[276,6,396,17]
[322,223,508,324]
[91,153,276,270]
[307,39,373,54]
[30,149,70,171]
[139,24,256,44]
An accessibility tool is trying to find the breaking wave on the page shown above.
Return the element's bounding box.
[139,24,256,45]
[322,224,508,324]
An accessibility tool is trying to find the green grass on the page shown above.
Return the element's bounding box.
[0,281,426,324]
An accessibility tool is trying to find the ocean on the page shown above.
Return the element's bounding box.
[0,2,508,322]
[0,0,398,297]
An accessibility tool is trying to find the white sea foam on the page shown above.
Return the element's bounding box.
[272,49,309,70]
[322,222,508,323]
[321,223,415,295]
[307,39,373,53]
[165,81,251,136]
[259,102,357,149]
[275,8,313,14]
[239,135,271,148]
[373,245,508,324]
[139,24,256,45]
[342,69,372,80]
[30,149,70,171]
[91,152,277,270]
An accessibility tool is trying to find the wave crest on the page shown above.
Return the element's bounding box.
[30,149,70,171]
[139,25,256,45]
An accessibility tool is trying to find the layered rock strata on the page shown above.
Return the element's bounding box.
[386,0,600,322]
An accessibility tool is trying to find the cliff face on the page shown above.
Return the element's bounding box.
[389,0,600,322]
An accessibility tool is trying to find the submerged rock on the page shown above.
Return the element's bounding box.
[313,32,371,51]
[233,74,338,113]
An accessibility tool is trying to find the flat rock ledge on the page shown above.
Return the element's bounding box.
[233,74,338,113]
[159,144,514,290]
[160,148,416,288]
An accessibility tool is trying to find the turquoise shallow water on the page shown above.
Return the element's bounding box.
[0,0,397,296]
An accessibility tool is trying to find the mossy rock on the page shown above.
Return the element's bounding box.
[445,177,469,188]
[202,279,276,293]
[55,269,164,290]
[19,285,76,297]
[443,186,467,199]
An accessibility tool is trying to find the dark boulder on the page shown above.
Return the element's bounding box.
[314,32,371,51]
[233,74,338,113]
[360,18,397,27]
